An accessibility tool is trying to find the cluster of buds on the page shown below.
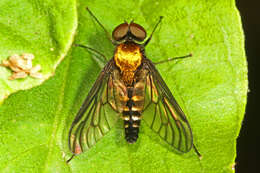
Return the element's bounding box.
[1,53,43,80]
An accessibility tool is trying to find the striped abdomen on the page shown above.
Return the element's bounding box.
[112,67,147,143]
[123,88,141,143]
[123,77,146,143]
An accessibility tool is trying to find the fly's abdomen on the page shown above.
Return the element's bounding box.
[123,79,145,143]
[123,108,141,143]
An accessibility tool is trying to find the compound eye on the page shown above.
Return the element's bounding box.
[112,23,129,41]
[129,23,146,41]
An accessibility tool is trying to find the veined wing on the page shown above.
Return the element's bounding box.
[69,60,120,154]
[142,58,193,153]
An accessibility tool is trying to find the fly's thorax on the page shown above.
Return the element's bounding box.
[114,42,143,85]
[114,42,143,71]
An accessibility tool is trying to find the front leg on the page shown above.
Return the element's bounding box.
[153,53,192,65]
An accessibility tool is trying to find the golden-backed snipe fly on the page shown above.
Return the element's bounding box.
[68,7,201,161]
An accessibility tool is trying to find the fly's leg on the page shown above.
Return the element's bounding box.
[76,7,112,64]
[66,154,75,163]
[143,15,192,65]
[74,44,108,63]
[193,144,204,172]
[154,53,192,65]
[143,16,163,47]
[86,7,117,45]
[193,144,202,160]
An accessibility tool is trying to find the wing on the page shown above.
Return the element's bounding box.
[69,60,120,154]
[142,58,193,153]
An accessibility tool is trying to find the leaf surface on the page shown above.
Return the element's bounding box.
[0,0,77,103]
[0,0,247,173]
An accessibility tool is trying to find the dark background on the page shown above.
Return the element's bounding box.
[235,1,257,173]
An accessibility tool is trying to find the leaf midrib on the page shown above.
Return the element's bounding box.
[42,53,74,172]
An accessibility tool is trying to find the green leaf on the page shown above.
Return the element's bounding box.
[0,0,247,173]
[0,0,77,103]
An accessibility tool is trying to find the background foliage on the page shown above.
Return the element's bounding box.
[0,0,77,103]
[0,0,247,172]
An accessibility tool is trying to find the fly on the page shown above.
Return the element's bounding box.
[68,7,201,161]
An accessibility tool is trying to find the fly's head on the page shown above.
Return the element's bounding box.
[112,21,148,85]
[113,21,146,72]
[112,21,147,42]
